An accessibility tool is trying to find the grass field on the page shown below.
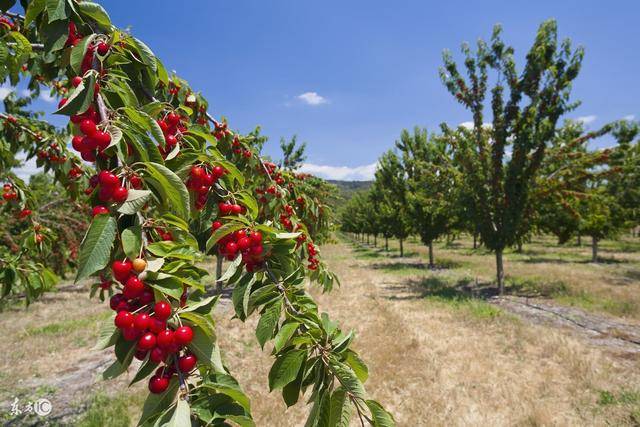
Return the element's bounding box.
[1,234,639,425]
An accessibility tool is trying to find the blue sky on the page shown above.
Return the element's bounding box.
[6,0,639,180]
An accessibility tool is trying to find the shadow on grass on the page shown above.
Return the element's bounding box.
[371,258,463,272]
[520,256,629,265]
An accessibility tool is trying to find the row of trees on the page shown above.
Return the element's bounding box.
[341,20,640,293]
[0,1,391,426]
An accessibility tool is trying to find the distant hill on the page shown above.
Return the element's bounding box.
[327,180,373,207]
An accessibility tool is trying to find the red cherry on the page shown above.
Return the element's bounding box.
[71,135,84,151]
[156,329,175,350]
[140,289,154,305]
[135,350,148,361]
[154,301,172,320]
[123,276,144,299]
[114,311,134,329]
[79,119,97,136]
[81,150,96,162]
[212,166,225,178]
[82,136,98,151]
[130,175,143,189]
[166,112,180,125]
[122,328,139,341]
[231,204,242,215]
[137,333,157,351]
[92,205,109,216]
[98,170,119,187]
[202,173,215,186]
[250,231,263,245]
[134,313,150,331]
[96,41,109,55]
[212,221,222,230]
[94,131,111,149]
[112,259,133,282]
[157,120,168,133]
[112,186,128,203]
[174,326,193,346]
[148,375,169,394]
[250,245,263,256]
[165,134,177,146]
[178,354,197,373]
[71,76,83,87]
[109,294,124,311]
[237,237,251,251]
[58,98,68,108]
[190,165,205,179]
[149,317,166,334]
[115,301,130,312]
[150,347,166,363]
[225,242,238,255]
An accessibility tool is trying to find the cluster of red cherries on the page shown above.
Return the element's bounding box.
[156,111,187,159]
[186,164,226,210]
[109,258,197,394]
[213,223,266,272]
[2,183,17,201]
[231,136,252,158]
[36,142,68,164]
[307,242,319,270]
[86,169,129,204]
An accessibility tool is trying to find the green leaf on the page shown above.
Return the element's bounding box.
[137,378,179,426]
[329,388,352,427]
[268,349,306,391]
[167,399,190,427]
[144,162,190,220]
[273,321,299,353]
[146,274,184,300]
[121,226,142,260]
[75,215,117,282]
[46,0,66,22]
[77,1,111,28]
[188,325,225,373]
[255,300,282,349]
[179,311,215,338]
[117,189,152,215]
[365,400,395,427]
[200,382,252,413]
[54,72,96,116]
[329,360,365,400]
[103,337,136,379]
[131,37,157,71]
[24,0,46,26]
[129,358,158,386]
[344,350,369,383]
[70,34,97,74]
[93,314,117,350]
[123,108,165,147]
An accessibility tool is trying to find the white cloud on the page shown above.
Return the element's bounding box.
[0,85,15,100]
[39,91,57,103]
[297,92,328,106]
[576,115,597,125]
[13,152,40,181]
[459,121,492,130]
[623,114,635,121]
[298,162,377,181]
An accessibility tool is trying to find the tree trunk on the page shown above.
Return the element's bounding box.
[215,254,223,294]
[473,233,477,249]
[591,236,598,263]
[385,237,388,252]
[516,241,523,253]
[428,240,434,269]
[367,234,370,245]
[577,233,582,246]
[496,249,505,295]
[373,234,377,247]
[399,238,404,257]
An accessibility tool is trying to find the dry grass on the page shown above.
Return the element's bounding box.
[362,234,640,320]
[1,237,639,425]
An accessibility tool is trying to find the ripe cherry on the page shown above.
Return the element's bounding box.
[250,245,263,256]
[225,242,238,255]
[140,289,154,305]
[134,313,150,331]
[114,311,134,329]
[137,333,157,351]
[132,258,147,273]
[250,231,263,245]
[71,135,84,151]
[156,329,175,350]
[98,170,119,187]
[166,112,180,125]
[122,328,138,341]
[71,76,83,87]
[149,317,166,334]
[154,301,172,320]
[135,350,148,361]
[237,237,251,251]
[165,134,177,146]
[112,186,129,203]
[190,165,205,178]
[231,204,242,215]
[148,375,169,394]
[174,326,193,346]
[96,41,109,55]
[109,293,124,311]
[79,119,97,136]
[124,276,144,299]
[130,175,143,189]
[212,221,222,230]
[94,131,111,149]
[92,205,109,216]
[112,259,133,282]
[149,347,166,363]
[178,354,197,373]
